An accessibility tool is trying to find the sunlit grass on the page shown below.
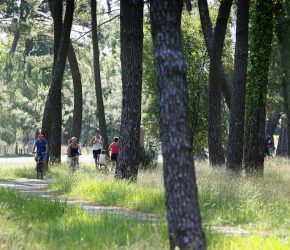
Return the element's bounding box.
[1,157,290,249]
[0,188,168,250]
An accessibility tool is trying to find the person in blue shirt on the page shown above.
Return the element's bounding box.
[32,134,49,172]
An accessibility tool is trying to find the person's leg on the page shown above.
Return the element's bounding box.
[42,154,48,172]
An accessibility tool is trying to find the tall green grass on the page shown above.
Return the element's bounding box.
[1,158,290,249]
[0,188,168,250]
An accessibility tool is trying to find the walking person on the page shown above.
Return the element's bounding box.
[108,137,119,171]
[90,129,103,168]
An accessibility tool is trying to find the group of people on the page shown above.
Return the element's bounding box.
[89,129,119,172]
[33,129,119,173]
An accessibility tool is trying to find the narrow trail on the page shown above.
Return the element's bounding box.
[0,178,271,237]
[0,178,159,222]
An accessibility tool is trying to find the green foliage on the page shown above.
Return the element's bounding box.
[245,0,275,123]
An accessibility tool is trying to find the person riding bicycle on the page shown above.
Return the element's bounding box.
[264,135,275,156]
[67,137,82,166]
[32,134,49,172]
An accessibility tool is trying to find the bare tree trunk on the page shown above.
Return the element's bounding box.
[41,0,75,162]
[91,0,109,153]
[10,31,20,53]
[42,0,63,144]
[68,42,83,140]
[226,0,249,172]
[281,74,290,156]
[197,0,231,108]
[208,0,233,165]
[276,1,290,157]
[116,0,143,181]
[150,1,206,249]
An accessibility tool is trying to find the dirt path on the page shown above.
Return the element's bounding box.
[0,155,96,167]
[0,178,270,236]
[0,178,159,222]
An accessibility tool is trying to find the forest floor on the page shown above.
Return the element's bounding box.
[0,157,290,249]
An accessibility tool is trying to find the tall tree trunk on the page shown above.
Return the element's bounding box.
[244,0,274,174]
[116,0,143,181]
[226,0,249,172]
[91,0,109,153]
[150,1,206,249]
[276,1,290,157]
[41,0,75,162]
[197,0,231,108]
[208,0,233,165]
[10,31,20,53]
[42,0,63,144]
[68,42,83,140]
[9,0,26,53]
[281,74,290,156]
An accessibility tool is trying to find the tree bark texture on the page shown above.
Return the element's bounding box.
[244,0,274,174]
[42,0,63,145]
[276,2,290,156]
[116,0,143,181]
[281,74,290,156]
[150,1,206,249]
[91,0,109,153]
[41,0,75,162]
[208,0,233,165]
[197,0,231,108]
[226,0,249,172]
[68,42,83,140]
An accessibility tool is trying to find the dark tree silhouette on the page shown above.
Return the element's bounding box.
[227,0,250,172]
[197,0,231,108]
[150,0,206,249]
[207,0,233,165]
[91,0,109,152]
[41,0,75,162]
[276,1,290,156]
[116,0,143,181]
[68,42,83,140]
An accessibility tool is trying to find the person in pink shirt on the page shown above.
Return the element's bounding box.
[108,137,119,170]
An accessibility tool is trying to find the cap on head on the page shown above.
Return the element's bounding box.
[95,129,100,133]
[71,137,77,141]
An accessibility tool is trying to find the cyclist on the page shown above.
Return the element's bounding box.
[67,137,82,166]
[32,134,49,172]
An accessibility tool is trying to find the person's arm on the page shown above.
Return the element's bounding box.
[45,143,49,154]
[90,136,95,145]
[32,144,36,152]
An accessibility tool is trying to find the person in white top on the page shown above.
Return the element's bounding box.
[99,150,110,173]
[90,129,103,167]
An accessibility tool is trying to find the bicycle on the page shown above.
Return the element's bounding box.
[34,152,45,179]
[68,154,81,171]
